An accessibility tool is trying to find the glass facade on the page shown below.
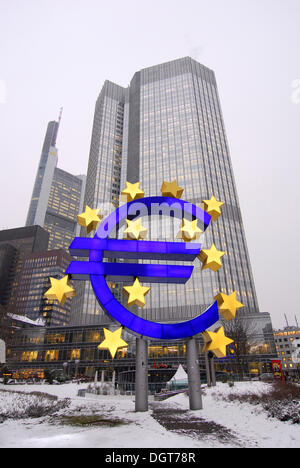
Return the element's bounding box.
[71,81,126,325]
[133,58,259,321]
[6,313,277,382]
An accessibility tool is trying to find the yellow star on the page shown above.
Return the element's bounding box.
[202,326,234,358]
[177,219,202,242]
[161,179,184,198]
[202,195,224,221]
[77,205,101,234]
[121,181,144,202]
[198,244,226,272]
[123,219,147,240]
[44,275,76,307]
[214,291,244,321]
[98,327,128,359]
[123,278,150,308]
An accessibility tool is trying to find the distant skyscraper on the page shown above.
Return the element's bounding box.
[43,168,86,251]
[72,57,260,328]
[26,119,60,227]
[26,112,86,251]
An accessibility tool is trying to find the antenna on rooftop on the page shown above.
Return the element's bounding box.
[284,313,289,327]
[295,315,299,328]
[58,106,63,128]
[52,107,63,147]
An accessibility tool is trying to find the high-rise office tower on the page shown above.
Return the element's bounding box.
[26,119,60,228]
[43,168,86,251]
[26,112,86,251]
[72,57,260,328]
[71,82,125,324]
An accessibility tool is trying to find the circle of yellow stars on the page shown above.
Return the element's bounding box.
[44,179,244,358]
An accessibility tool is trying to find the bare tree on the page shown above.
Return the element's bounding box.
[220,311,258,379]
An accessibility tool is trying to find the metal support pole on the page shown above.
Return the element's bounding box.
[135,337,148,412]
[208,352,216,386]
[186,337,203,410]
[205,352,212,387]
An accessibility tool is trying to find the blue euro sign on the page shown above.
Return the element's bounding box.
[66,197,220,339]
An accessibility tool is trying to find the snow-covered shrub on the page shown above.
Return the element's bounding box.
[222,381,300,424]
[263,400,300,424]
[0,389,70,420]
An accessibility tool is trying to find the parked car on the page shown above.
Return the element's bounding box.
[259,373,274,381]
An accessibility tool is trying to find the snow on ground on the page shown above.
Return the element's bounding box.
[170,384,299,448]
[0,381,299,448]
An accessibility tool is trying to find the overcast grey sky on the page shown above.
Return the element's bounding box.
[0,0,299,329]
